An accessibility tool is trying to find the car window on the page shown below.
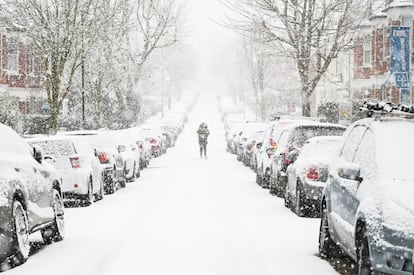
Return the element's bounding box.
[340,125,366,162]
[275,131,290,154]
[352,129,376,180]
[31,140,76,157]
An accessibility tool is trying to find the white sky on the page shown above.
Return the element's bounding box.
[186,0,241,90]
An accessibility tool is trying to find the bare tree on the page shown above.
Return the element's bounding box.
[0,0,114,132]
[223,0,369,116]
[130,0,186,79]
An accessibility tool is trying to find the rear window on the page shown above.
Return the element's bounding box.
[290,126,345,148]
[30,140,76,157]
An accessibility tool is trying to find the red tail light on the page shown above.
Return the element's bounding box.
[98,152,109,164]
[138,143,143,149]
[306,165,319,180]
[70,156,81,168]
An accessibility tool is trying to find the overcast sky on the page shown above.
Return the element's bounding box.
[186,0,241,91]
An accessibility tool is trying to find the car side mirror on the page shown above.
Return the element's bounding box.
[118,145,126,153]
[256,142,262,149]
[337,162,363,183]
[33,146,43,164]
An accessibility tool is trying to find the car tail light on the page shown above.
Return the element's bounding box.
[70,156,81,168]
[306,165,319,180]
[138,143,143,149]
[98,152,110,164]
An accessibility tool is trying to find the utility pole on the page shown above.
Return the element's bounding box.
[81,58,85,128]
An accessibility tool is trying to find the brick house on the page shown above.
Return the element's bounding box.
[0,27,47,115]
[352,0,414,105]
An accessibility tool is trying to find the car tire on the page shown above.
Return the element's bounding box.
[84,178,94,206]
[9,200,30,266]
[357,225,373,275]
[95,179,104,201]
[105,178,115,195]
[295,184,305,217]
[41,189,65,244]
[284,185,290,208]
[127,163,136,182]
[136,163,141,178]
[256,171,262,185]
[319,201,340,259]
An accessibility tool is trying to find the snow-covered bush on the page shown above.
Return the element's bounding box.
[317,101,339,123]
[0,92,21,130]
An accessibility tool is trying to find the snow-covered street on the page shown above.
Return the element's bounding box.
[6,93,338,275]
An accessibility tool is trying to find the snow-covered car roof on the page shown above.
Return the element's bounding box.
[0,123,33,158]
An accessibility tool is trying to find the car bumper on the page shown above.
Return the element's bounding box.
[302,179,324,202]
[370,235,413,274]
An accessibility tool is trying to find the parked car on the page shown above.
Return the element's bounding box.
[28,136,104,205]
[58,130,122,194]
[140,124,165,157]
[268,122,346,197]
[235,122,268,162]
[255,119,299,188]
[0,123,64,267]
[284,136,341,217]
[110,130,141,182]
[246,130,266,170]
[319,117,414,274]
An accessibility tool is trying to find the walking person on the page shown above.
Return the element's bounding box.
[197,122,209,159]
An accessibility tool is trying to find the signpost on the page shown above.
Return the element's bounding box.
[390,26,411,104]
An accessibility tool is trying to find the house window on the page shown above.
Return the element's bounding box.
[401,16,412,27]
[7,37,19,73]
[363,36,372,66]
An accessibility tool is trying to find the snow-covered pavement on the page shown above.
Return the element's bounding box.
[6,93,338,275]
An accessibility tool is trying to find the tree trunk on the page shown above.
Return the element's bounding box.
[301,89,311,117]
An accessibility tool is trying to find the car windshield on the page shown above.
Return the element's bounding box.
[290,126,345,148]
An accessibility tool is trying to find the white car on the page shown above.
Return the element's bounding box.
[28,136,104,206]
[109,130,141,182]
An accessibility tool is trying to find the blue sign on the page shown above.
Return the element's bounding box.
[390,27,410,89]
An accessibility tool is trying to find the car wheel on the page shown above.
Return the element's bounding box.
[295,184,305,217]
[104,177,115,195]
[269,177,276,195]
[256,171,262,185]
[357,225,373,275]
[319,201,340,258]
[10,200,30,266]
[84,178,94,206]
[136,163,141,178]
[41,189,65,244]
[284,185,290,208]
[127,163,136,182]
[95,179,104,201]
